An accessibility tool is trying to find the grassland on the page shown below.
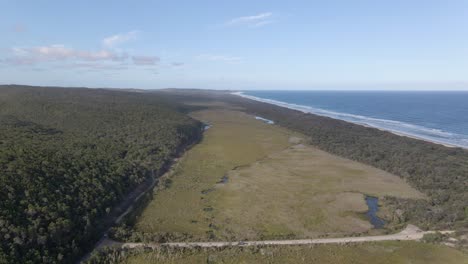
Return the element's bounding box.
[133,104,424,241]
[122,241,468,264]
[210,143,424,240]
[117,101,468,263]
[134,108,294,239]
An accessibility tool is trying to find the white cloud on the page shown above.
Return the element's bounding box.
[226,12,273,27]
[2,34,173,74]
[10,45,128,63]
[64,62,129,71]
[197,54,242,63]
[102,31,138,47]
[132,55,160,65]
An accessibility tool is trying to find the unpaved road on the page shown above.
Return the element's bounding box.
[78,172,157,263]
[98,225,452,251]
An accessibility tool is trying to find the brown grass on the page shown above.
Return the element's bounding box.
[134,106,424,241]
[210,143,424,240]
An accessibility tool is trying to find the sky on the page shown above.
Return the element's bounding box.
[1,0,468,90]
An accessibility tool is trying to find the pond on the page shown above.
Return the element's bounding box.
[217,175,228,184]
[365,196,385,229]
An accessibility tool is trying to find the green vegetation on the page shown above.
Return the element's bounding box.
[210,143,423,240]
[87,241,468,264]
[2,87,467,263]
[156,89,468,231]
[110,90,467,263]
[422,232,448,244]
[117,106,423,243]
[127,109,293,241]
[0,85,202,263]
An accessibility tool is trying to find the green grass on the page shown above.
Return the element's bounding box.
[133,107,424,241]
[134,109,294,239]
[131,105,423,240]
[209,144,424,240]
[122,241,468,264]
[121,104,468,263]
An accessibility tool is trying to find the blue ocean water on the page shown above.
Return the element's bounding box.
[238,90,468,149]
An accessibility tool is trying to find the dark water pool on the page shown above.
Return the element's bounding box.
[217,175,228,184]
[365,196,385,229]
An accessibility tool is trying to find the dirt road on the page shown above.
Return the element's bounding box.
[114,225,453,250]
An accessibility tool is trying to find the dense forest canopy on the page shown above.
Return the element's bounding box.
[152,89,468,231]
[0,85,203,263]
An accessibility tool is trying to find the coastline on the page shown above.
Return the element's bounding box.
[376,127,457,149]
[232,91,465,149]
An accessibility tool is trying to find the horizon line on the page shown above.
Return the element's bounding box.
[2,83,468,92]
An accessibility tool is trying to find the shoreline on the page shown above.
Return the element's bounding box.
[376,127,457,148]
[232,91,465,150]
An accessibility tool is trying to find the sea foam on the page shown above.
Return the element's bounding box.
[233,91,468,149]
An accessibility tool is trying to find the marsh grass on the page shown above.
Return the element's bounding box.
[115,105,468,263]
[210,144,424,240]
[120,241,468,264]
[133,107,424,241]
[133,109,293,239]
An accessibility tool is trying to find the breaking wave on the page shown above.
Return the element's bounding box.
[233,91,468,149]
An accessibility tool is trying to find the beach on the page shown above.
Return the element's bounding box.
[232,91,467,149]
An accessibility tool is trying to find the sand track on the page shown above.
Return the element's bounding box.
[94,225,453,251]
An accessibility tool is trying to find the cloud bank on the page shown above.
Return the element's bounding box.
[1,30,169,73]
[1,30,185,75]
[10,45,128,64]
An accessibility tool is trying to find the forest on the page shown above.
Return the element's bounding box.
[0,86,203,263]
[152,89,468,231]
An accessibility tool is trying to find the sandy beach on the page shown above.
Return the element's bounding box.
[232,91,466,150]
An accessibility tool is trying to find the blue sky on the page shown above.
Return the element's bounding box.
[1,0,468,90]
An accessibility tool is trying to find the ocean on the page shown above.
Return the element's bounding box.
[237,90,468,149]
